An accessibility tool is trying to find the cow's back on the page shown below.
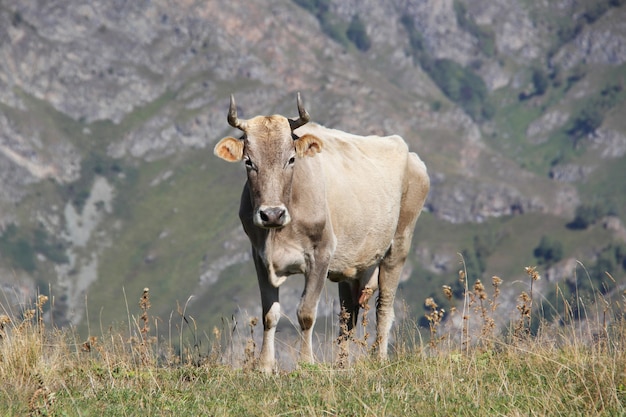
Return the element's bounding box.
[295,124,413,276]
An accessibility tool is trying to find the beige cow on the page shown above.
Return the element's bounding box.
[214,93,429,372]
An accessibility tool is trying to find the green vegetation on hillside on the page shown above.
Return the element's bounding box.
[425,58,494,121]
[400,13,427,63]
[292,0,371,51]
[0,225,36,272]
[533,235,564,266]
[567,83,623,147]
[568,202,614,230]
[0,224,68,273]
[485,61,626,188]
[400,13,494,121]
[453,0,495,57]
[346,14,371,52]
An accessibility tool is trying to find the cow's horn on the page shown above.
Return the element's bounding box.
[227,94,248,131]
[289,92,310,131]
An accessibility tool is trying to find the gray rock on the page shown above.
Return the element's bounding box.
[526,110,570,144]
[588,128,626,159]
[552,8,626,70]
[549,164,594,183]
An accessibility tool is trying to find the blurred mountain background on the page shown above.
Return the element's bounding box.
[1,0,625,338]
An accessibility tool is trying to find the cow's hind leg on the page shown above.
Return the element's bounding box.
[375,240,409,359]
[338,281,360,336]
[253,249,280,373]
[337,266,378,336]
[375,154,429,360]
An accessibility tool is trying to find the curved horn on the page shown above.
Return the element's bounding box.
[227,94,248,131]
[289,92,310,131]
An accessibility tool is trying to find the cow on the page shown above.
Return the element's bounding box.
[213,93,429,372]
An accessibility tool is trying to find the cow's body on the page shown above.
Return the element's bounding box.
[214,95,429,372]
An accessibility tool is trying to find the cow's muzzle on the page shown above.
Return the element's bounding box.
[255,205,291,228]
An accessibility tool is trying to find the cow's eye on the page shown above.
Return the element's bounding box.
[244,158,256,171]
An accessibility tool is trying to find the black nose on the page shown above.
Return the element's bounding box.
[259,207,286,226]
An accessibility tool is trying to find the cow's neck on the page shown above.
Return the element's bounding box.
[259,227,307,287]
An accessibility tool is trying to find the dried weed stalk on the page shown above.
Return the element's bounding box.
[139,287,151,338]
[209,326,222,363]
[243,317,258,371]
[36,295,48,332]
[425,297,445,350]
[129,288,156,366]
[359,294,371,348]
[473,279,496,346]
[335,307,352,369]
[491,276,502,313]
[454,255,507,352]
[28,373,55,417]
[514,291,532,339]
[514,266,541,340]
[459,267,473,353]
[81,335,99,353]
[0,314,11,339]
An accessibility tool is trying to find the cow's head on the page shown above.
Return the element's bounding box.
[214,93,323,228]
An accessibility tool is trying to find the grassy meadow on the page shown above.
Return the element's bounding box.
[1,267,626,416]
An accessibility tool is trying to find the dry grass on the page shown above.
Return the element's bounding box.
[1,267,625,416]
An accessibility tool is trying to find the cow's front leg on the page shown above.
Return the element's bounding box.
[297,259,329,365]
[253,250,280,373]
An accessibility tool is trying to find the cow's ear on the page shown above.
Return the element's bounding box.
[295,134,323,158]
[214,137,244,162]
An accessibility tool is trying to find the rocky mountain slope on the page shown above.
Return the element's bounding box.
[0,0,625,336]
